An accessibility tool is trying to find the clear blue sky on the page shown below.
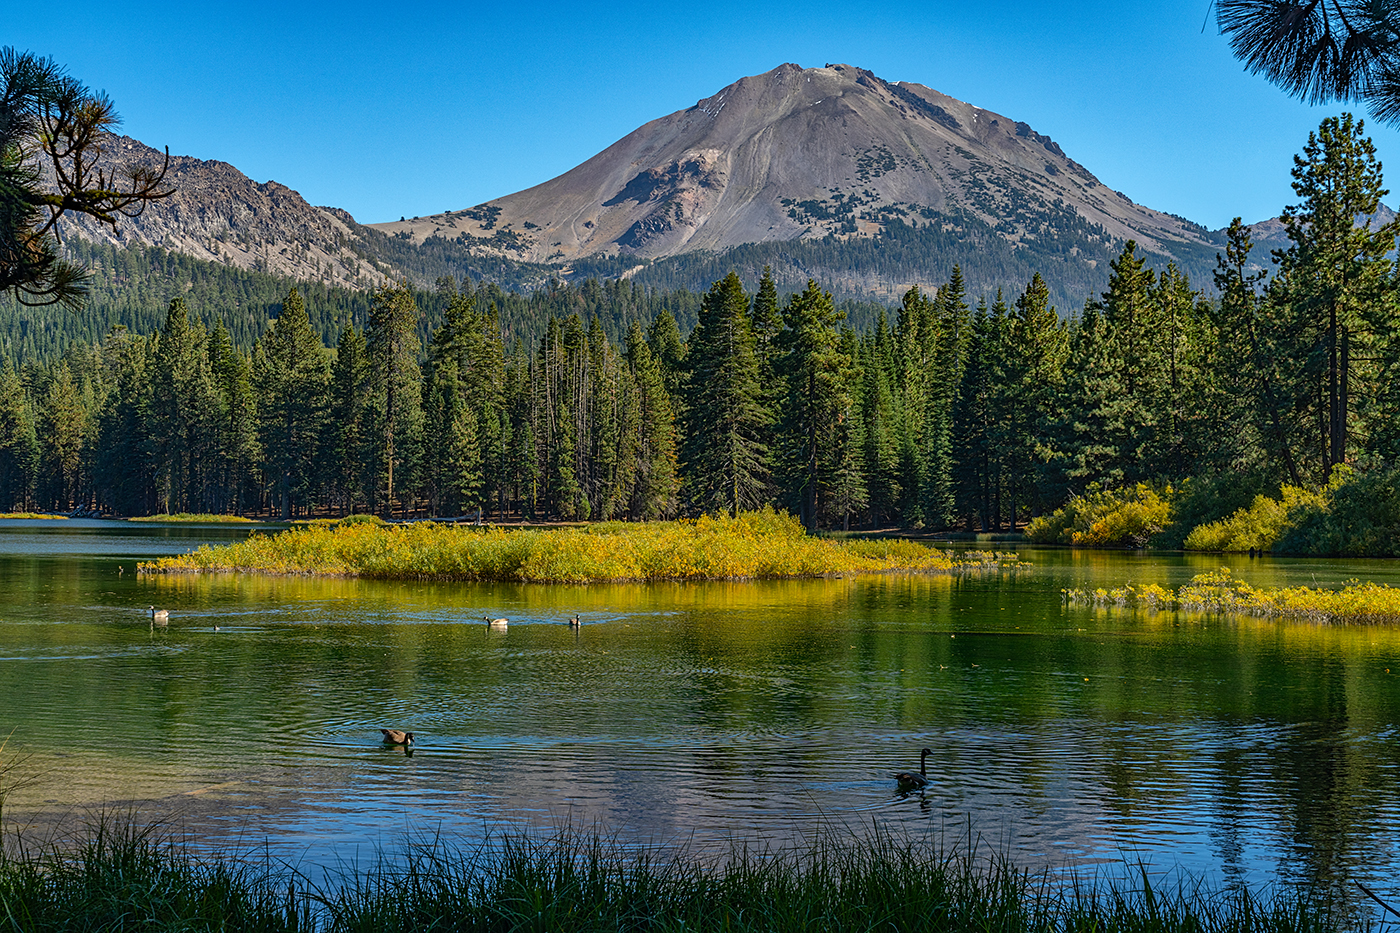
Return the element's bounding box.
[12,0,1397,230]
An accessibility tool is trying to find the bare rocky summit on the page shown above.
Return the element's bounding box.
[370,63,1218,268]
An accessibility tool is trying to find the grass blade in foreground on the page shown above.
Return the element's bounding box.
[0,820,1346,932]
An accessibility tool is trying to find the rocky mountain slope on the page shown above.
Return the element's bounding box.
[49,135,393,289]
[370,63,1220,276]
[48,63,1320,308]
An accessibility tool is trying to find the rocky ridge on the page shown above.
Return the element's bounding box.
[49,135,392,288]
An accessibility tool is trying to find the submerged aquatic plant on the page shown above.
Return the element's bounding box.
[138,509,1023,583]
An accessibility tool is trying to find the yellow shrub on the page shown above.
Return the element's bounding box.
[1065,566,1400,622]
[139,508,1021,583]
[1183,484,1328,552]
[1029,483,1173,548]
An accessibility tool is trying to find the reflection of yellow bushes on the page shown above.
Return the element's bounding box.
[139,509,1022,583]
[1065,567,1400,622]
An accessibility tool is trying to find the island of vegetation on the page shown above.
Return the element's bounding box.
[1065,567,1400,623]
[127,512,258,523]
[138,509,1018,582]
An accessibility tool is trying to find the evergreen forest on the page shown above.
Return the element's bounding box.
[0,115,1396,541]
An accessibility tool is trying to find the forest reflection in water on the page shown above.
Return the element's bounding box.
[0,520,1397,900]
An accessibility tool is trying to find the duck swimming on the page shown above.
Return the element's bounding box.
[894,747,932,790]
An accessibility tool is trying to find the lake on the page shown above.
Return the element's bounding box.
[0,518,1398,902]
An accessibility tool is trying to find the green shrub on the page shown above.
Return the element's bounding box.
[1176,465,1400,555]
[1151,471,1271,549]
[1183,484,1327,552]
[337,513,389,526]
[1276,463,1400,556]
[1026,483,1173,548]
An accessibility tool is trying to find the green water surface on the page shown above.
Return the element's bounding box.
[0,519,1398,900]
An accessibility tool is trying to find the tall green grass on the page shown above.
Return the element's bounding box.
[0,819,1346,932]
[138,509,1022,582]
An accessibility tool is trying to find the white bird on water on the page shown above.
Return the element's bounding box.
[148,606,168,626]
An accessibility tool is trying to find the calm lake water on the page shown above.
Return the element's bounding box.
[1,518,1399,902]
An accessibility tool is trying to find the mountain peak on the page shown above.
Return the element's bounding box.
[369,62,1213,278]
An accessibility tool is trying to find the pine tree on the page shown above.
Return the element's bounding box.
[1052,245,1160,491]
[827,326,868,530]
[952,299,998,530]
[1210,220,1291,482]
[860,313,902,526]
[895,285,936,526]
[550,397,582,520]
[328,322,370,514]
[684,272,772,516]
[364,282,423,517]
[208,319,259,515]
[624,322,679,519]
[503,339,535,518]
[587,316,621,519]
[1049,302,1121,494]
[775,278,847,530]
[1004,275,1067,520]
[253,287,331,519]
[924,267,970,527]
[36,362,87,511]
[1148,264,1209,478]
[150,297,217,514]
[648,309,688,424]
[0,362,39,510]
[423,283,477,516]
[750,265,782,389]
[1269,114,1397,479]
[92,327,152,516]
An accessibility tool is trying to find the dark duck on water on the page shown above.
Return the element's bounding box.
[895,747,932,790]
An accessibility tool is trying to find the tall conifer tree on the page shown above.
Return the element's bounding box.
[364,282,423,517]
[684,272,771,516]
[254,288,330,519]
